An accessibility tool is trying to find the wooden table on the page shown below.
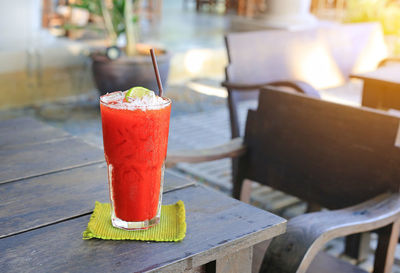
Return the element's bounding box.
[351,64,400,110]
[0,117,286,273]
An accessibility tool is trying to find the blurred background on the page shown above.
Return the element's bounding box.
[0,0,399,113]
[2,2,400,271]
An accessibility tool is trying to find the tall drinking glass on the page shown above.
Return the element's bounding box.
[100,91,171,230]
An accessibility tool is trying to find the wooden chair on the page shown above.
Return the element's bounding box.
[222,23,397,214]
[222,29,321,205]
[222,22,392,139]
[167,87,400,273]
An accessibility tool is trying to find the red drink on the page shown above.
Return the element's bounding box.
[100,91,171,230]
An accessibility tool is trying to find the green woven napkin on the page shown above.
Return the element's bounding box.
[83,201,186,242]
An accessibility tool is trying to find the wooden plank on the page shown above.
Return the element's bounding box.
[179,161,232,192]
[163,169,196,193]
[0,117,45,131]
[252,189,301,213]
[0,128,69,150]
[0,163,108,239]
[0,185,286,273]
[0,167,194,238]
[0,117,69,149]
[0,137,105,184]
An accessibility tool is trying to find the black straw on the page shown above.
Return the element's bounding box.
[150,48,164,97]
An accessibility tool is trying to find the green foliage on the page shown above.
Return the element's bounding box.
[112,0,126,37]
[70,0,102,16]
[344,0,400,36]
[69,0,138,41]
[344,0,400,55]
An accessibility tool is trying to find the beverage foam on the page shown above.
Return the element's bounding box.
[100,91,169,110]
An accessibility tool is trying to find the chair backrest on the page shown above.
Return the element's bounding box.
[240,87,400,209]
[224,22,387,137]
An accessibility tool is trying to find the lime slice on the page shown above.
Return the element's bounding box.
[125,87,155,100]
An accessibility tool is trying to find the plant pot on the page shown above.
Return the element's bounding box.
[91,50,170,96]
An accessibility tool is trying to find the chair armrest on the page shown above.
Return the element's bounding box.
[221,80,320,98]
[221,81,270,90]
[262,193,400,273]
[165,137,246,168]
[378,57,400,68]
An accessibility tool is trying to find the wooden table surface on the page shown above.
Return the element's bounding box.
[351,64,400,85]
[350,64,400,110]
[0,117,286,273]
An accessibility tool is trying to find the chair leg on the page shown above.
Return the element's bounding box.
[373,219,400,273]
[344,233,371,262]
[226,90,241,139]
[231,158,243,200]
[240,179,252,203]
[232,149,252,202]
[196,0,201,11]
[252,240,271,273]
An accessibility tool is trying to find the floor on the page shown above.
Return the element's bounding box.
[1,1,400,272]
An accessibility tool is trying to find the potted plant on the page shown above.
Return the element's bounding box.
[69,0,170,95]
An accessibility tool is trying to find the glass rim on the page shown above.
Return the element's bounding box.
[100,92,171,109]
